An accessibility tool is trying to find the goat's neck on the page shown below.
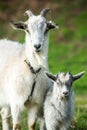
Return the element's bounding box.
[25,34,49,70]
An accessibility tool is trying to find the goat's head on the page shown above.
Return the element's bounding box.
[45,71,85,100]
[11,8,58,53]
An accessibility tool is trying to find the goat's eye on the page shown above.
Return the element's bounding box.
[66,82,72,87]
[45,25,49,33]
[65,82,69,86]
[69,82,72,87]
[45,29,49,34]
[26,29,30,34]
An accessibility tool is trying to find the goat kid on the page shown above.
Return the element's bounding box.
[0,9,58,130]
[44,71,85,130]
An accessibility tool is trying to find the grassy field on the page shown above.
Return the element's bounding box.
[0,1,87,129]
[48,10,87,130]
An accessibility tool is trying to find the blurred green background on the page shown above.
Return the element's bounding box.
[0,0,87,129]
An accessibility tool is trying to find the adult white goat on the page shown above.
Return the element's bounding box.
[0,8,58,130]
[44,71,85,130]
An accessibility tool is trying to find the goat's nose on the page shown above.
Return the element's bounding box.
[63,91,68,96]
[34,44,41,50]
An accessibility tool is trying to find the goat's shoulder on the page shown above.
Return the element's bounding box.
[0,39,24,66]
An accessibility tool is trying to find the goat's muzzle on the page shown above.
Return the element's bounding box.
[63,91,69,97]
[60,92,69,100]
[34,44,41,52]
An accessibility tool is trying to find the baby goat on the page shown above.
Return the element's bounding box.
[44,71,85,130]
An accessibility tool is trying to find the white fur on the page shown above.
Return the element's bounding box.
[0,9,58,130]
[44,72,85,130]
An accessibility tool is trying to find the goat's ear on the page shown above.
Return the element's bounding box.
[10,20,27,30]
[73,71,85,81]
[46,21,59,32]
[45,72,57,81]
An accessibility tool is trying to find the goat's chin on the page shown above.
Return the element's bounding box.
[34,52,46,68]
[36,49,41,53]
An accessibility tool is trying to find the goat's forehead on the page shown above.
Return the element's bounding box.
[57,73,72,82]
[27,15,46,25]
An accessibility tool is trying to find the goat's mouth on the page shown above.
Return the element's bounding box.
[65,93,69,97]
[60,95,69,100]
[35,48,41,52]
[34,47,42,53]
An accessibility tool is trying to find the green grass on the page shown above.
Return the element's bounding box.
[0,6,87,130]
[72,95,87,130]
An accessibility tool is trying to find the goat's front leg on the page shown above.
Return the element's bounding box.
[1,107,11,130]
[39,117,46,130]
[11,104,21,130]
[28,104,39,130]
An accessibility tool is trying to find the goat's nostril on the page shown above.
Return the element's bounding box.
[34,44,41,49]
[63,92,68,96]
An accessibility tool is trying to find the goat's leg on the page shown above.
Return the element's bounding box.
[39,117,46,130]
[45,120,58,130]
[11,105,21,130]
[59,122,70,130]
[28,104,39,130]
[1,107,11,130]
[37,109,45,130]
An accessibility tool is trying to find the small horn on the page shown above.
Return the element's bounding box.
[24,10,33,17]
[40,8,50,17]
